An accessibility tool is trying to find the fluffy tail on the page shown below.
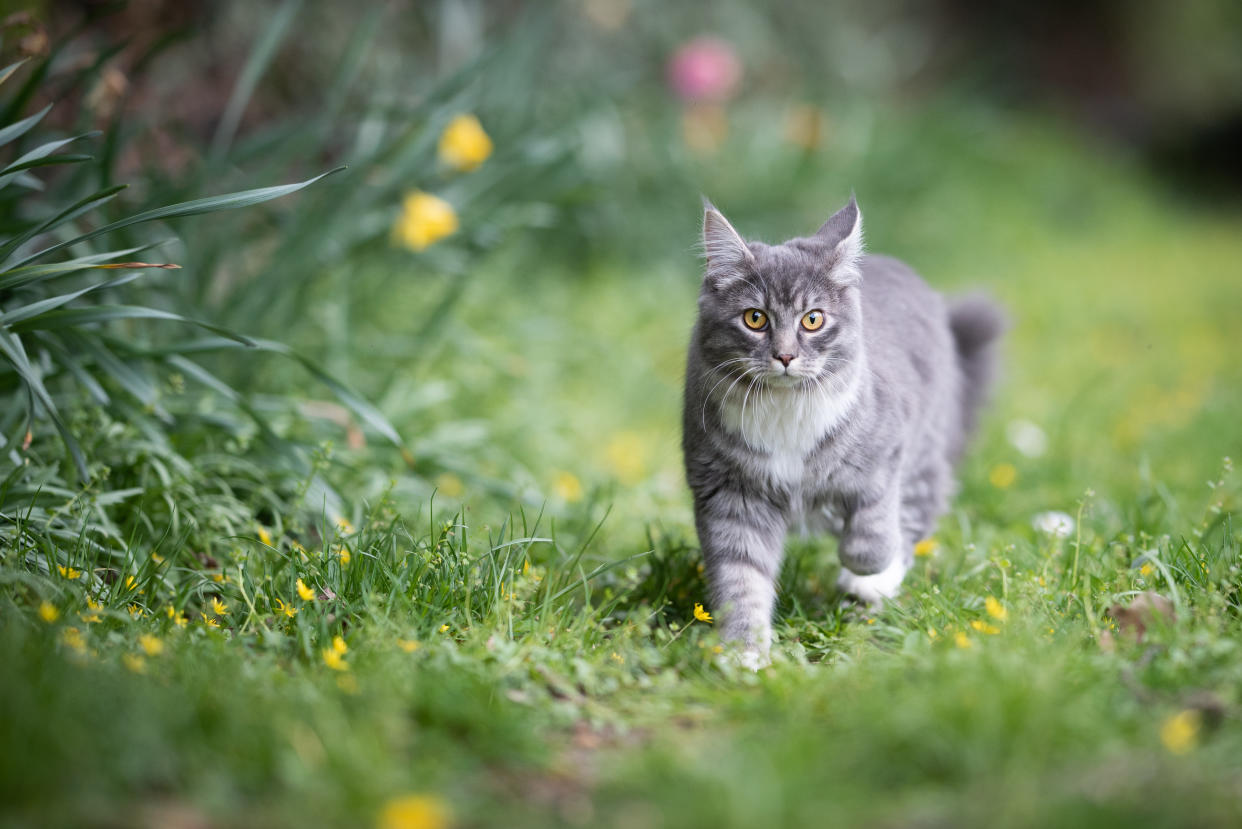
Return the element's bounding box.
[948,295,1006,446]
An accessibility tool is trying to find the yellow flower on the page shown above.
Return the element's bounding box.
[139,634,164,656]
[784,103,826,151]
[927,627,939,641]
[393,191,458,252]
[435,473,464,499]
[397,639,421,653]
[1139,562,1155,577]
[336,516,355,534]
[321,647,348,671]
[604,431,648,485]
[151,553,164,564]
[988,462,1017,489]
[122,653,146,674]
[552,470,583,502]
[611,652,624,663]
[81,598,102,624]
[1160,709,1201,755]
[681,103,728,155]
[211,597,228,616]
[58,565,82,580]
[61,627,86,653]
[954,631,973,649]
[970,619,1001,635]
[212,573,227,584]
[167,606,187,628]
[258,526,274,546]
[275,598,298,618]
[985,596,1008,621]
[338,547,351,567]
[296,578,316,602]
[438,624,450,633]
[332,635,348,655]
[378,794,452,829]
[581,0,631,30]
[127,604,146,618]
[438,113,493,172]
[38,601,60,623]
[200,613,219,629]
[913,538,938,557]
[693,603,713,624]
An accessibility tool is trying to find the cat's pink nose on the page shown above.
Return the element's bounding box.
[775,353,795,367]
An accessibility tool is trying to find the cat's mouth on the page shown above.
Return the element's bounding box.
[761,371,809,389]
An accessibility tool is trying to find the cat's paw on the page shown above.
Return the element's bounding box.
[836,557,908,606]
[734,647,770,672]
[716,644,770,672]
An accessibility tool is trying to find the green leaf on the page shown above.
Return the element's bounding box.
[0,245,154,292]
[0,152,92,178]
[8,305,256,346]
[0,103,52,149]
[210,0,302,162]
[0,184,128,265]
[0,272,143,326]
[130,336,404,449]
[0,329,88,480]
[0,59,28,88]
[68,334,165,415]
[30,333,110,406]
[164,354,240,403]
[250,337,404,447]
[0,132,97,192]
[11,168,346,270]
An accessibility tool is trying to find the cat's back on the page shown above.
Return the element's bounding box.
[857,253,955,393]
[858,254,945,321]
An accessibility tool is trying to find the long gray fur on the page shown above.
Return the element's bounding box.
[682,197,1003,668]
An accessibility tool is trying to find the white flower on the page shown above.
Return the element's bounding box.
[1033,510,1075,538]
[1006,419,1048,458]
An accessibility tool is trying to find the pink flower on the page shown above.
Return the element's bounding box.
[667,36,742,103]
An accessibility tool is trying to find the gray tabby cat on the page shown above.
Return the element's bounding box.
[682,196,1002,669]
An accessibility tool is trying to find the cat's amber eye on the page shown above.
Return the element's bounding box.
[742,308,769,331]
[801,310,827,331]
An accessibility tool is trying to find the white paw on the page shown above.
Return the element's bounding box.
[734,647,769,672]
[837,557,908,606]
[716,643,771,672]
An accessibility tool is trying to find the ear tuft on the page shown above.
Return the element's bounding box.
[701,200,754,287]
[815,194,864,284]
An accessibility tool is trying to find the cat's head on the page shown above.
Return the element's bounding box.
[695,196,864,390]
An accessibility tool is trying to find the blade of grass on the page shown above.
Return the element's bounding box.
[9,306,255,346]
[0,244,157,291]
[0,103,52,148]
[9,168,345,270]
[0,329,87,479]
[209,0,302,163]
[0,132,97,191]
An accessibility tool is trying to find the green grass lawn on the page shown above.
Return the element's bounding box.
[3,111,1241,829]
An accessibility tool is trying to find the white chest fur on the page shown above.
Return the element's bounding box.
[718,372,861,487]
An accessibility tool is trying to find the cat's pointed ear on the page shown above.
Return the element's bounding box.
[701,198,754,287]
[815,194,864,284]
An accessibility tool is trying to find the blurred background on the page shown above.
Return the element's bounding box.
[3,0,1240,551]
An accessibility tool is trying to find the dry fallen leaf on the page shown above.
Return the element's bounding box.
[1107,592,1176,643]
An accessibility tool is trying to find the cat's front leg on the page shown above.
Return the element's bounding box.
[695,489,786,670]
[836,485,908,606]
